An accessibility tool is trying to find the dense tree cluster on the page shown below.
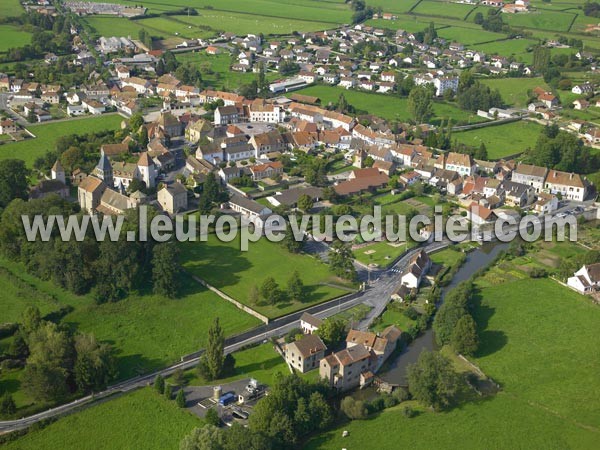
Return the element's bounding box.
[350,0,375,24]
[407,85,434,124]
[0,196,181,302]
[433,281,479,356]
[583,1,600,17]
[407,350,460,411]
[1,307,117,406]
[525,125,600,175]
[456,81,503,112]
[328,240,357,281]
[1,13,73,63]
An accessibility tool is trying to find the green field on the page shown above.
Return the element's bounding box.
[308,271,600,449]
[180,235,352,319]
[503,10,576,32]
[413,1,476,20]
[481,77,548,108]
[176,52,278,91]
[290,85,486,125]
[84,16,148,38]
[4,388,202,450]
[0,257,261,406]
[454,120,544,159]
[185,343,289,387]
[0,115,123,167]
[0,25,31,53]
[0,0,24,18]
[470,38,538,64]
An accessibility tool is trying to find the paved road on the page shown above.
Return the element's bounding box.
[0,237,451,433]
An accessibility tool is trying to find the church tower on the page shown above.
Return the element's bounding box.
[93,151,113,187]
[137,152,156,189]
[51,159,65,183]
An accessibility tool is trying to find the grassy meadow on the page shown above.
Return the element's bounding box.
[0,114,123,167]
[179,235,353,319]
[4,388,202,450]
[0,257,261,412]
[481,76,548,108]
[308,241,600,449]
[0,25,31,53]
[290,85,486,125]
[453,120,544,159]
[0,0,24,18]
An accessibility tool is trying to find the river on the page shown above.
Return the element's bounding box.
[378,242,509,386]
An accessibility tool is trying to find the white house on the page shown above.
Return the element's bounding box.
[400,250,431,289]
[567,263,600,294]
[300,312,323,334]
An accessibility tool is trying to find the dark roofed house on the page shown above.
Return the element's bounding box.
[29,179,69,200]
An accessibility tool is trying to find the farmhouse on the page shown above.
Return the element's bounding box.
[511,163,548,193]
[445,152,475,176]
[0,119,17,135]
[157,182,188,214]
[284,334,326,373]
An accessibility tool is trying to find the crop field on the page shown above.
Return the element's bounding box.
[0,114,123,167]
[289,85,486,125]
[412,1,477,20]
[0,25,31,53]
[180,235,353,319]
[453,120,543,159]
[4,388,202,450]
[481,77,548,108]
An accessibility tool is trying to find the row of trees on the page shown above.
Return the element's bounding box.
[433,281,480,356]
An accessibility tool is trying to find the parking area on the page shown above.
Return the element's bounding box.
[182,378,267,426]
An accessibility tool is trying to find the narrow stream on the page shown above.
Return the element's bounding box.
[378,242,509,386]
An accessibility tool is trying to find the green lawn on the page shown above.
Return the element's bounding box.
[177,52,278,91]
[453,120,544,159]
[308,276,600,449]
[503,10,576,32]
[0,25,31,53]
[429,247,467,269]
[481,77,548,108]
[179,235,353,319]
[371,306,417,334]
[0,0,24,18]
[4,388,202,450]
[184,343,289,387]
[0,115,123,167]
[288,85,486,125]
[354,240,416,268]
[470,38,538,64]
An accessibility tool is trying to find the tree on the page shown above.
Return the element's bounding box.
[407,350,460,411]
[74,333,116,393]
[154,374,165,393]
[21,306,42,334]
[129,113,144,132]
[408,85,433,124]
[0,393,16,415]
[0,159,29,208]
[164,383,173,400]
[341,396,368,419]
[176,388,186,407]
[138,126,149,148]
[316,317,347,348]
[201,318,225,380]
[532,45,551,72]
[328,240,357,281]
[297,194,313,212]
[180,425,224,450]
[451,314,479,356]
[473,11,484,25]
[205,408,220,427]
[152,243,180,298]
[286,270,304,302]
[173,368,186,386]
[260,277,283,305]
[281,222,304,254]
